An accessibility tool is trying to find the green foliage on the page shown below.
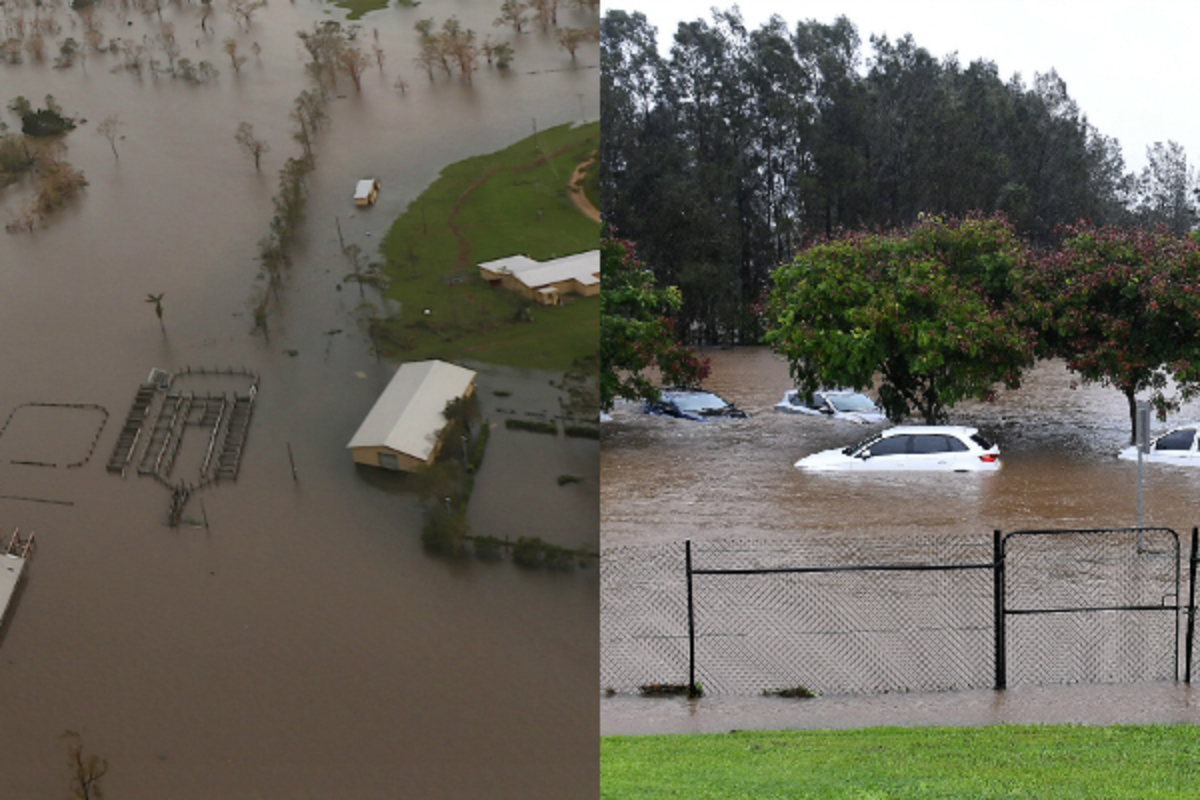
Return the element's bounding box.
[765,214,1036,424]
[0,133,33,186]
[420,506,469,557]
[505,418,557,435]
[511,536,579,569]
[601,9,1137,345]
[601,725,1200,799]
[372,121,599,369]
[600,235,710,409]
[9,95,75,137]
[1020,223,1200,440]
[470,534,505,560]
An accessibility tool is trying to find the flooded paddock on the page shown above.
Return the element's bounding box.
[601,348,1200,733]
[0,1,598,797]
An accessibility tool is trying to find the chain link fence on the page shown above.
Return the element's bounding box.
[601,529,1194,697]
[1004,527,1180,686]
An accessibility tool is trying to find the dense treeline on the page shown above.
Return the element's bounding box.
[602,9,1200,344]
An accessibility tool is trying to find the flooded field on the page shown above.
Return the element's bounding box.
[601,347,1200,734]
[0,1,598,797]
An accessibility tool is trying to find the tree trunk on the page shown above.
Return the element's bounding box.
[1126,385,1138,445]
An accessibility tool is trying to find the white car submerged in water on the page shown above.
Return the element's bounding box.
[795,426,1001,472]
[1118,423,1200,464]
[774,389,887,424]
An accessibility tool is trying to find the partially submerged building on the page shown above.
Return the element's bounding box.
[346,360,477,472]
[354,178,381,207]
[477,250,599,305]
[0,530,33,635]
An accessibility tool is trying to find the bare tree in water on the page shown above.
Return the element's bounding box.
[146,292,165,333]
[96,114,121,160]
[62,730,108,800]
[234,121,269,170]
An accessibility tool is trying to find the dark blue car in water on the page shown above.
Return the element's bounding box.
[643,389,748,421]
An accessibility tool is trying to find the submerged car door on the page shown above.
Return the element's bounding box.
[859,434,911,469]
[909,434,961,470]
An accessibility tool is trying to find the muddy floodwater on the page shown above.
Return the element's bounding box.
[601,347,1200,734]
[0,2,598,797]
[602,347,1200,546]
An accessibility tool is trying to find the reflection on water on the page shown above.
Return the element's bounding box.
[0,0,599,796]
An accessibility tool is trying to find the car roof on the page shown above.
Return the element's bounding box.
[881,425,979,436]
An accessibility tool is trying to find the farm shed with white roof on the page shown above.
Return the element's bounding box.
[477,250,600,305]
[347,360,477,471]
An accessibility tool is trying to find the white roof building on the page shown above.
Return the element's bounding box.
[347,360,477,471]
[478,250,600,304]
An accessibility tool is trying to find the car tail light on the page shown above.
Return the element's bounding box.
[980,454,999,463]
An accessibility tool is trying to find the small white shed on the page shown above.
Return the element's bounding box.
[354,178,381,207]
[347,360,477,471]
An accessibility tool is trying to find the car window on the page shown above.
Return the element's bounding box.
[672,393,727,412]
[970,433,994,450]
[866,435,909,456]
[810,393,826,409]
[829,394,876,412]
[845,433,882,456]
[911,435,951,454]
[1154,429,1196,451]
[945,436,969,452]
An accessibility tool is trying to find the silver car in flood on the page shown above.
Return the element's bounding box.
[795,426,1001,472]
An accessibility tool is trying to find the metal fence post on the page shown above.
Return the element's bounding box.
[994,529,1006,690]
[1187,527,1198,684]
[686,538,697,698]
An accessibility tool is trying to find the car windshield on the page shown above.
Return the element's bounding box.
[672,392,728,412]
[828,394,877,412]
[843,433,881,455]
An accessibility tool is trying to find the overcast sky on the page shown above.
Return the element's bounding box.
[601,0,1199,175]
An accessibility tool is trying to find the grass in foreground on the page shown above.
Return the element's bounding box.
[601,725,1200,799]
[372,120,599,370]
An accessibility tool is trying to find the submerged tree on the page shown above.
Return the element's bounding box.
[1020,223,1200,441]
[766,214,1037,424]
[601,233,711,410]
[62,730,108,800]
[95,114,121,160]
[234,121,269,171]
[145,292,165,333]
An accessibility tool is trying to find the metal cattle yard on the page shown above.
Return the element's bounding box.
[107,366,260,526]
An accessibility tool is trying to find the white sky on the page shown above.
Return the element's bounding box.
[601,0,1200,175]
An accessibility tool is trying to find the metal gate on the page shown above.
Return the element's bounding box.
[998,527,1187,688]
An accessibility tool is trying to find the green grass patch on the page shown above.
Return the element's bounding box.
[601,724,1200,799]
[328,0,411,20]
[505,418,558,435]
[373,121,599,370]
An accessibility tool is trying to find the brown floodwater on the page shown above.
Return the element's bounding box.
[0,2,598,797]
[601,347,1200,733]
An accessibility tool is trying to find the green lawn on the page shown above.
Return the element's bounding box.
[602,725,1200,799]
[372,120,599,371]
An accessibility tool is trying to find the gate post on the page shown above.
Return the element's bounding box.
[1187,528,1198,683]
[686,538,697,698]
[994,529,1006,690]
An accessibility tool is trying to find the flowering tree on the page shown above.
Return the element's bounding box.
[765,214,1037,423]
[1021,223,1200,441]
[601,234,710,410]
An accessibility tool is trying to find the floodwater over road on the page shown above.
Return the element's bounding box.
[601,347,1200,734]
[0,2,598,797]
